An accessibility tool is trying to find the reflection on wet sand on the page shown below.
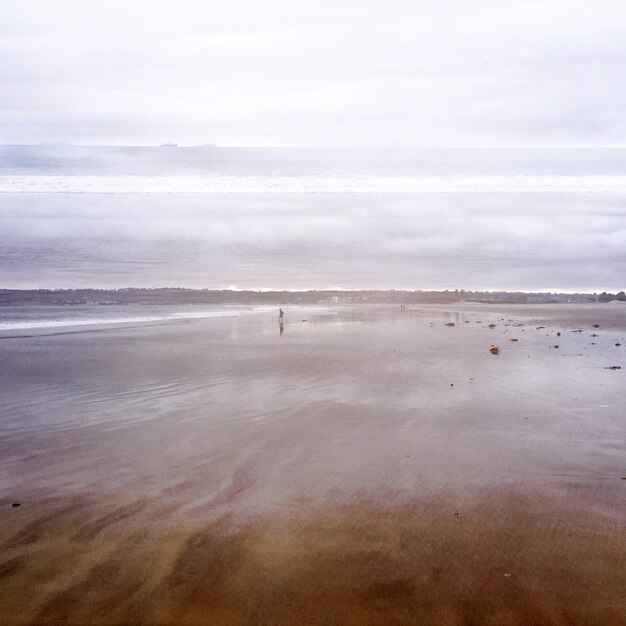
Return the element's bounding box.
[0,304,625,624]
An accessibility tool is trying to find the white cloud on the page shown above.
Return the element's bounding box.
[1,0,626,145]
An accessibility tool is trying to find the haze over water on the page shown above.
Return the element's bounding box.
[2,145,626,292]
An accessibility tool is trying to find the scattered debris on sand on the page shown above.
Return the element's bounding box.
[604,366,621,370]
[488,324,496,329]
[489,346,500,355]
[444,322,455,327]
[536,326,545,330]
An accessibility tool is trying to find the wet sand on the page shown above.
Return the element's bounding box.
[0,304,624,624]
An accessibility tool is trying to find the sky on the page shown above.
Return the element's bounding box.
[1,2,625,292]
[2,0,626,146]
[2,164,626,292]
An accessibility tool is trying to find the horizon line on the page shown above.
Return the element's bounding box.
[4,143,626,150]
[1,287,617,295]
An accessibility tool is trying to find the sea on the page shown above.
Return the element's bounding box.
[1,145,626,291]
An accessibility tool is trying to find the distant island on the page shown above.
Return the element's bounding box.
[1,288,624,306]
[158,143,218,148]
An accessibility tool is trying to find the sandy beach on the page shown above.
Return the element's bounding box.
[1,304,625,625]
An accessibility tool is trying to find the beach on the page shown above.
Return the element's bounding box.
[1,303,625,625]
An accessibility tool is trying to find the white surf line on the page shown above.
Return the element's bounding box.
[0,310,240,331]
[0,305,330,333]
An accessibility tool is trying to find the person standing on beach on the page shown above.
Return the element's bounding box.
[278,308,285,336]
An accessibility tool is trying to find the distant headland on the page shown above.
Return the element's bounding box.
[1,288,624,306]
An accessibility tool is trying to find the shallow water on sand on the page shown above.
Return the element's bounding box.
[1,304,624,503]
[0,304,624,624]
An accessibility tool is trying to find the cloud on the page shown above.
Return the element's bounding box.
[1,0,626,145]
[2,188,625,291]
[2,2,625,291]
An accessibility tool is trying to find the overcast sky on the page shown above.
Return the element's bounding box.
[2,0,626,146]
[1,184,624,291]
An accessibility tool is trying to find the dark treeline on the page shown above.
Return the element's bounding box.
[599,290,626,302]
[0,288,608,306]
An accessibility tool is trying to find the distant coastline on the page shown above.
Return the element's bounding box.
[1,288,623,306]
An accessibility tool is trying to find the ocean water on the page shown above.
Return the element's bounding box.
[1,145,625,290]
[0,304,325,335]
[0,305,267,333]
